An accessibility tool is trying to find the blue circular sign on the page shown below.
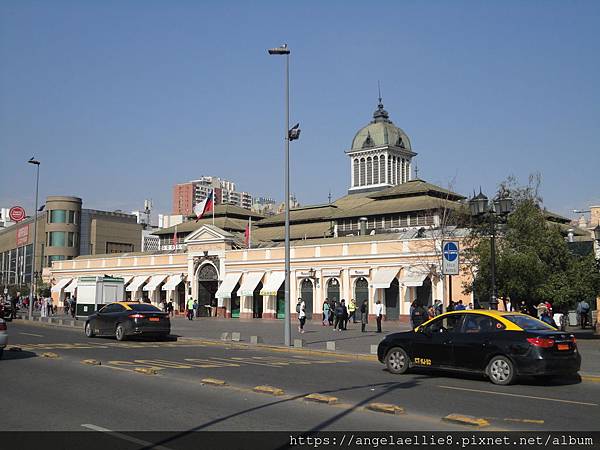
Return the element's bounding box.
[443,242,458,262]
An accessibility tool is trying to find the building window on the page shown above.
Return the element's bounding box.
[379,156,385,184]
[373,156,379,184]
[47,255,66,266]
[387,156,392,184]
[49,210,67,223]
[48,231,66,247]
[353,159,359,187]
[106,242,134,254]
[359,158,366,186]
[366,157,372,185]
[67,232,78,247]
[400,215,408,227]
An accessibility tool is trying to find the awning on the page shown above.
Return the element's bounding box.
[260,271,285,296]
[400,270,429,287]
[371,268,400,289]
[162,274,185,291]
[215,272,242,299]
[51,278,72,293]
[121,275,134,286]
[238,272,264,296]
[126,275,149,292]
[143,274,168,292]
[65,278,78,294]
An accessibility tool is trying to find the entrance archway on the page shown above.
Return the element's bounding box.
[327,278,340,306]
[197,264,218,312]
[355,277,368,321]
[252,281,263,318]
[385,278,399,320]
[300,279,313,319]
[416,277,432,307]
[276,284,285,319]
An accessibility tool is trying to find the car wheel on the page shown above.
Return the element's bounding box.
[487,355,516,385]
[84,322,95,338]
[385,347,410,374]
[0,348,3,360]
[115,324,127,341]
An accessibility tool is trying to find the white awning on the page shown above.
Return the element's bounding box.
[260,271,285,296]
[126,275,149,292]
[162,274,185,291]
[143,274,168,292]
[121,275,134,286]
[215,272,242,299]
[371,268,400,289]
[51,278,72,293]
[64,278,78,294]
[400,270,429,287]
[238,272,264,296]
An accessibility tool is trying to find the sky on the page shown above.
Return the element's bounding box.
[1,0,599,222]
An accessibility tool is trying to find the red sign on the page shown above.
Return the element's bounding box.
[9,206,26,222]
[16,224,30,246]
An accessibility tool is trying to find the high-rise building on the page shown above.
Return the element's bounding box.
[172,176,253,215]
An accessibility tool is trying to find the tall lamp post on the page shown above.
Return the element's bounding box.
[268,43,300,346]
[28,157,41,320]
[469,190,513,310]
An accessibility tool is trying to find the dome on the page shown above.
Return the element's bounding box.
[350,102,411,151]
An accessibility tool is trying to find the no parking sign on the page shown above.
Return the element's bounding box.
[442,241,459,275]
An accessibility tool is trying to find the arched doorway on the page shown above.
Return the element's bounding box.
[276,284,285,319]
[231,283,241,318]
[252,281,263,318]
[300,279,313,320]
[327,278,340,306]
[355,277,368,321]
[416,276,432,307]
[197,264,218,313]
[385,278,399,320]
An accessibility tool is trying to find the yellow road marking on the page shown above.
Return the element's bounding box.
[438,385,598,406]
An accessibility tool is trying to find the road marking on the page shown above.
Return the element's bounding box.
[81,424,173,450]
[19,332,44,337]
[438,385,598,406]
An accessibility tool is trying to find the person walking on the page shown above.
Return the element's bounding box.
[70,296,77,319]
[454,300,466,311]
[329,300,336,326]
[374,299,383,333]
[434,299,443,316]
[322,300,330,326]
[348,299,357,324]
[341,299,349,330]
[297,298,306,334]
[186,297,195,320]
[576,300,590,329]
[167,300,174,317]
[193,299,199,318]
[10,294,17,319]
[411,302,428,328]
[360,300,368,332]
[334,300,345,331]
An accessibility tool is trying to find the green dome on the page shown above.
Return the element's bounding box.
[351,102,411,151]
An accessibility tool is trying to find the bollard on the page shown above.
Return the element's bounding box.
[326,341,336,351]
[370,344,378,355]
[231,332,241,342]
[293,339,303,348]
[220,332,231,341]
[250,336,262,345]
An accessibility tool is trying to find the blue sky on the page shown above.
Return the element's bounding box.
[1,1,599,220]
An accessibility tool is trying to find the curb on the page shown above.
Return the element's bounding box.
[16,316,85,330]
[366,403,404,415]
[581,374,600,383]
[442,414,489,427]
[304,393,338,405]
[253,385,284,396]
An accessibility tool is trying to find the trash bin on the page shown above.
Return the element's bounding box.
[568,310,578,326]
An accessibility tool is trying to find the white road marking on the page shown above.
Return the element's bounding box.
[81,424,174,449]
[19,332,44,337]
[438,385,598,406]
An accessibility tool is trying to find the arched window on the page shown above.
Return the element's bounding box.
[353,159,359,187]
[387,155,392,184]
[379,156,385,184]
[392,157,396,184]
[359,158,366,186]
[397,158,401,184]
[366,157,373,185]
[373,156,379,184]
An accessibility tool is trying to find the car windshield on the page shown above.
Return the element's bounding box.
[129,304,161,312]
[503,314,554,330]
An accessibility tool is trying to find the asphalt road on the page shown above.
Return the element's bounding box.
[2,322,599,434]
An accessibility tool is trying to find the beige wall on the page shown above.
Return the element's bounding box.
[91,217,141,254]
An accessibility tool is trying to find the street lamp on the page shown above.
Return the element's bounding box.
[469,190,513,310]
[268,43,301,347]
[28,157,41,320]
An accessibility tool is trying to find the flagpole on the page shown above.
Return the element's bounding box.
[249,216,252,249]
[212,190,215,226]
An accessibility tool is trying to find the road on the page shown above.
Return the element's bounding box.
[1,322,599,435]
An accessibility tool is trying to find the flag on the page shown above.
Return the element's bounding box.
[172,224,177,246]
[244,217,252,248]
[194,190,214,222]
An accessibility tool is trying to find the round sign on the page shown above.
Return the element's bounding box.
[443,242,459,262]
[9,206,26,222]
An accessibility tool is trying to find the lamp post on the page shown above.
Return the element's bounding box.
[28,157,41,320]
[469,190,513,310]
[268,44,301,346]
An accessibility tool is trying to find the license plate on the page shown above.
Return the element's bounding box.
[149,317,160,322]
[557,344,569,350]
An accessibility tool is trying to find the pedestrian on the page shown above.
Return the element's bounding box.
[186,297,195,320]
[322,300,330,326]
[540,310,557,328]
[360,300,368,332]
[193,299,199,318]
[47,296,54,316]
[466,302,474,310]
[576,300,590,329]
[329,300,336,326]
[167,300,174,317]
[70,296,77,318]
[348,299,357,323]
[341,299,349,330]
[545,300,553,316]
[535,302,547,319]
[297,298,306,334]
[334,300,345,331]
[10,294,17,319]
[447,300,455,312]
[434,299,443,316]
[427,305,435,320]
[454,300,466,311]
[374,299,383,333]
[505,299,512,312]
[410,301,428,329]
[40,297,47,318]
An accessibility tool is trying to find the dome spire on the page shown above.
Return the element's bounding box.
[372,81,390,123]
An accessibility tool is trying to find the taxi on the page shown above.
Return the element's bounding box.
[377,310,580,385]
[84,302,170,341]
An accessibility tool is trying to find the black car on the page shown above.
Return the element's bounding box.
[0,301,14,321]
[377,310,581,385]
[85,302,170,341]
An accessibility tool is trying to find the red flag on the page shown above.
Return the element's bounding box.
[172,224,177,246]
[244,223,249,247]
